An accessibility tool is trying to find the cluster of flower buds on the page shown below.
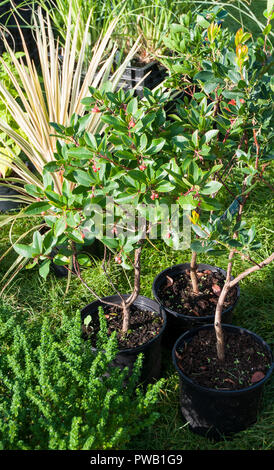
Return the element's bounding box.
[91,103,100,113]
[128,118,135,129]
[150,191,159,200]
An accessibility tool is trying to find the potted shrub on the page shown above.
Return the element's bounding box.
[9,85,183,384]
[153,4,273,347]
[152,92,241,347]
[172,208,274,438]
[171,8,274,429]
[152,178,240,347]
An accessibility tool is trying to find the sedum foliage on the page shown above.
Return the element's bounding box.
[0,301,164,450]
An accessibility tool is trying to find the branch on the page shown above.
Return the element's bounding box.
[125,242,144,307]
[101,245,124,303]
[252,119,260,170]
[229,252,274,289]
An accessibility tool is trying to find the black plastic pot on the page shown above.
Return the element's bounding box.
[0,185,21,212]
[172,324,274,439]
[119,60,166,97]
[0,2,37,61]
[152,263,240,349]
[81,294,167,385]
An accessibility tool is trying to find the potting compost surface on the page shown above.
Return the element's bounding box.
[158,269,237,316]
[83,304,164,349]
[175,329,272,390]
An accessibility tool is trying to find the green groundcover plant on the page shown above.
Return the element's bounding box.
[0,300,164,450]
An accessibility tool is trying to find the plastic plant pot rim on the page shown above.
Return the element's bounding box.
[81,294,167,354]
[172,323,274,396]
[152,263,240,320]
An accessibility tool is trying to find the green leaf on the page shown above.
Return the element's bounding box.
[77,253,92,267]
[203,80,223,94]
[67,147,93,159]
[114,150,135,160]
[44,190,64,208]
[73,169,94,187]
[67,229,85,243]
[14,244,35,258]
[200,197,222,211]
[145,138,166,155]
[78,114,92,133]
[25,260,38,269]
[53,254,70,265]
[178,194,197,210]
[227,239,243,248]
[127,170,147,184]
[191,223,209,238]
[126,97,138,115]
[263,23,272,35]
[155,181,175,192]
[101,114,127,131]
[190,240,208,253]
[84,132,98,149]
[44,161,62,172]
[33,231,43,253]
[24,184,44,198]
[247,226,256,244]
[200,181,222,195]
[43,170,54,190]
[172,135,189,149]
[100,237,119,250]
[49,122,65,134]
[204,129,219,143]
[166,168,188,189]
[43,231,58,254]
[192,130,199,147]
[141,112,156,128]
[194,71,215,82]
[139,134,148,151]
[196,14,210,28]
[39,259,51,280]
[24,201,51,215]
[54,217,67,237]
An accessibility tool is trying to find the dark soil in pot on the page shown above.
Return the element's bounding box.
[81,295,167,385]
[157,267,237,318]
[175,328,272,390]
[172,324,274,439]
[82,302,164,350]
[153,263,240,349]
